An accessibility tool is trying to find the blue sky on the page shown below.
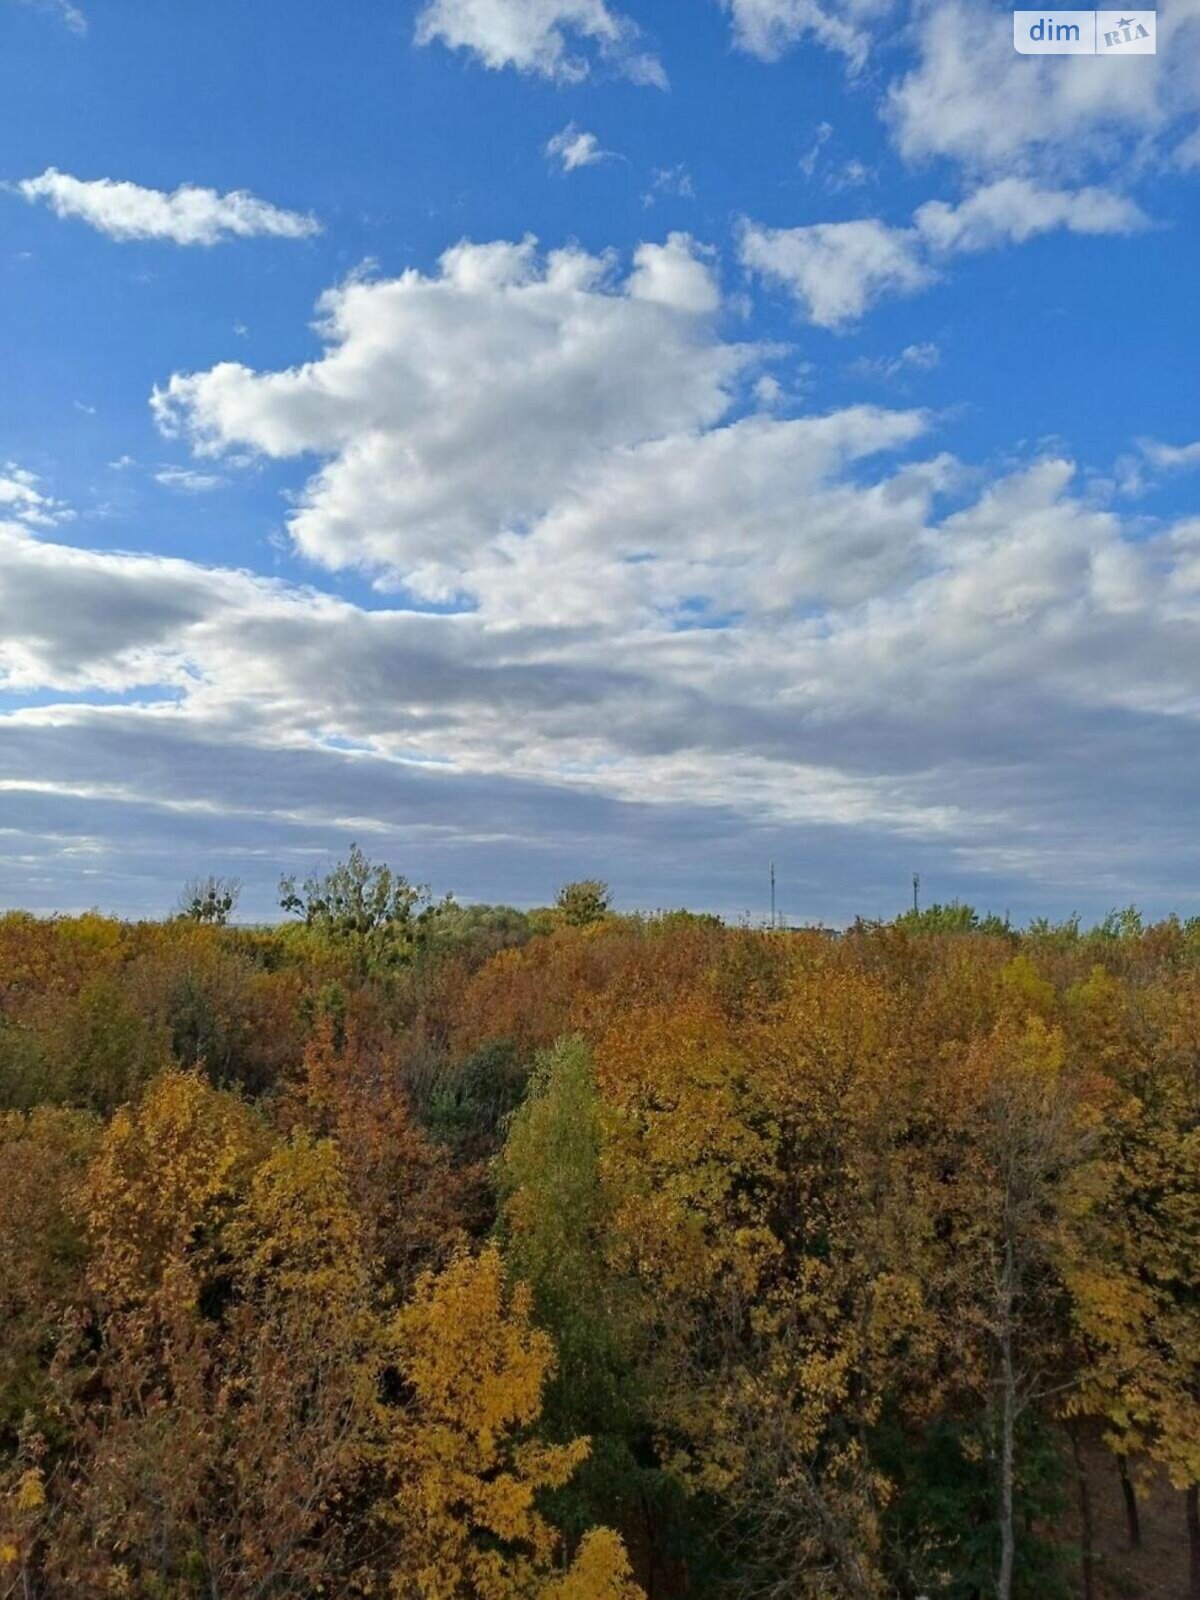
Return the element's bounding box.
[1,0,1199,924]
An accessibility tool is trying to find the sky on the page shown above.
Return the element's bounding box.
[1,0,1199,926]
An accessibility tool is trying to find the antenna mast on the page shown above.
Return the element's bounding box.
[770,862,777,930]
[912,872,920,915]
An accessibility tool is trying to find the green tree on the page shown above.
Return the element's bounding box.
[279,843,432,968]
[555,880,612,928]
[496,1040,676,1558]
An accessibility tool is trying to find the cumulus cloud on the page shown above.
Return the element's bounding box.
[414,0,666,85]
[739,217,931,329]
[10,230,1200,917]
[15,168,320,245]
[153,235,738,591]
[714,0,1200,199]
[887,0,1200,175]
[545,123,610,172]
[741,179,1146,327]
[913,179,1148,252]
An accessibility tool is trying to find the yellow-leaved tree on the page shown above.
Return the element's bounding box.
[594,967,917,1600]
[42,1073,386,1597]
[385,1243,641,1600]
[81,1065,267,1310]
[1065,966,1200,1596]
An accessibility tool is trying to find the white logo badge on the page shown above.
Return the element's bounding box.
[1014,9,1155,53]
[1014,11,1095,52]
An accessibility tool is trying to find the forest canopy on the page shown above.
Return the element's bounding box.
[1,858,1198,1599]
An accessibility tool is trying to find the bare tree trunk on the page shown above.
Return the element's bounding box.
[997,1313,1016,1600]
[1117,1454,1141,1549]
[794,1464,879,1600]
[639,1485,658,1600]
[1186,1483,1200,1600]
[995,1229,1017,1600]
[1068,1422,1096,1600]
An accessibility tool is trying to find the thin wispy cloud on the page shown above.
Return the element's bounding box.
[14,169,320,245]
[848,342,941,382]
[154,467,227,493]
[12,0,86,36]
[720,0,875,70]
[1139,438,1200,471]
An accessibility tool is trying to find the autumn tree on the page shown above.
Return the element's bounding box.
[281,1016,469,1285]
[920,997,1107,1600]
[1065,966,1200,1596]
[0,1107,98,1437]
[384,1243,641,1600]
[594,972,909,1599]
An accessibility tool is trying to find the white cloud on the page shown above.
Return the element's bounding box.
[13,0,86,34]
[154,467,227,493]
[741,179,1146,327]
[414,0,666,85]
[0,464,70,527]
[8,227,1200,914]
[626,232,720,313]
[706,0,1200,203]
[642,164,695,207]
[466,406,936,627]
[887,0,1200,175]
[798,121,834,180]
[827,156,872,192]
[720,0,892,69]
[0,522,262,692]
[1140,438,1200,471]
[913,178,1147,252]
[15,168,320,245]
[10,441,1200,917]
[545,123,610,172]
[848,341,940,381]
[739,217,931,329]
[153,235,736,590]
[754,373,784,407]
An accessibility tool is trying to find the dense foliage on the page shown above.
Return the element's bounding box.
[1,869,1198,1599]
